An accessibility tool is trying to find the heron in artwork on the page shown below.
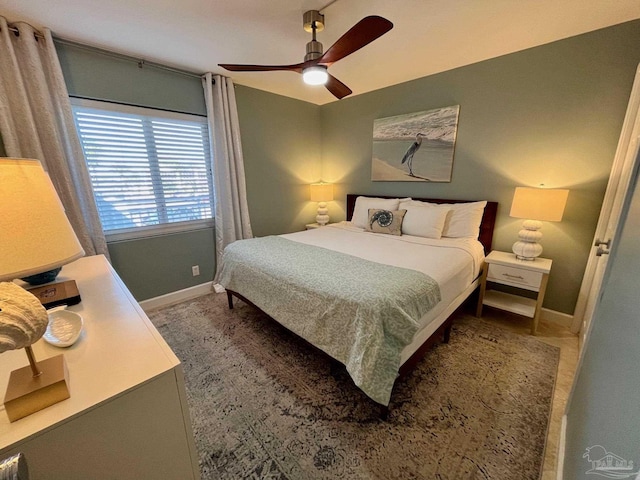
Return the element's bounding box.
[401,133,426,177]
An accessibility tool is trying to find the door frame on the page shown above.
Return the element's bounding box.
[571,64,640,340]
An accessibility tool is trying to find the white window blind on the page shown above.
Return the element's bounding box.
[71,99,214,240]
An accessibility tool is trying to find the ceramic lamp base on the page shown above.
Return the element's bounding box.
[316,201,330,226]
[512,241,543,260]
[3,353,70,422]
[512,219,543,260]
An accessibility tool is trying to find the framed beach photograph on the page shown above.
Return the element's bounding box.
[371,105,460,182]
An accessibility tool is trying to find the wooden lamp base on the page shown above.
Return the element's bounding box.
[3,352,70,422]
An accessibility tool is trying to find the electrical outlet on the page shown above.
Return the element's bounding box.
[191,265,200,276]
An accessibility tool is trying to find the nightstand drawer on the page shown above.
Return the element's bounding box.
[487,263,543,291]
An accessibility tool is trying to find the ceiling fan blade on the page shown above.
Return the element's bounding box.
[325,73,352,99]
[219,63,305,73]
[318,16,393,66]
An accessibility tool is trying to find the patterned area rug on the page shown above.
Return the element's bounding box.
[148,293,559,480]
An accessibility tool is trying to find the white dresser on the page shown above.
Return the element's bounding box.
[0,255,200,479]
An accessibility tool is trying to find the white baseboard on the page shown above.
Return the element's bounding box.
[541,308,574,329]
[139,281,214,312]
[556,414,567,480]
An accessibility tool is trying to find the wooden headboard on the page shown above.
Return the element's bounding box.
[346,194,498,255]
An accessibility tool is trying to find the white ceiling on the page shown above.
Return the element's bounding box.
[1,0,639,105]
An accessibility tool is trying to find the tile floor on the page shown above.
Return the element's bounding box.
[477,307,580,480]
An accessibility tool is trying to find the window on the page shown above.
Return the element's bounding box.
[71,99,214,241]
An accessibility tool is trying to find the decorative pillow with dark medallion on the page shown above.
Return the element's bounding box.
[366,208,407,236]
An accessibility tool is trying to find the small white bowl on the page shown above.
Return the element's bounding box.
[43,310,84,347]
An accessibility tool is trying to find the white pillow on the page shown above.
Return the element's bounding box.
[399,199,487,238]
[399,199,434,210]
[441,201,487,238]
[351,197,401,228]
[401,205,451,239]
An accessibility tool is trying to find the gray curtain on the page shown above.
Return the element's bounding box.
[0,18,108,257]
[202,73,253,289]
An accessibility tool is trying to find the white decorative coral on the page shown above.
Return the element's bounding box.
[0,282,48,354]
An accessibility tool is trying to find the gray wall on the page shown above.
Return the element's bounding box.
[106,228,215,301]
[56,43,206,115]
[319,20,640,314]
[236,85,322,236]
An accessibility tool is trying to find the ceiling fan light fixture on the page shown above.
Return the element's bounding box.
[219,14,392,99]
[302,66,328,85]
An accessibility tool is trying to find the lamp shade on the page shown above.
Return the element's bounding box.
[509,187,569,222]
[0,158,85,281]
[310,183,334,202]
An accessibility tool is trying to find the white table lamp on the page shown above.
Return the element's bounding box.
[509,187,569,260]
[310,182,333,226]
[0,158,85,422]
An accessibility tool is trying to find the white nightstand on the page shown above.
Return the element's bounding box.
[476,250,552,335]
[305,223,322,230]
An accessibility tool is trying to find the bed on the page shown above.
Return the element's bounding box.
[219,194,498,410]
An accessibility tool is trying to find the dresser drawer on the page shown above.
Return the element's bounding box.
[487,263,543,291]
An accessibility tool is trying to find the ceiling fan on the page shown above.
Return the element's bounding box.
[219,10,393,100]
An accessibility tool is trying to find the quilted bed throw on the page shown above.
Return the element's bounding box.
[218,236,441,405]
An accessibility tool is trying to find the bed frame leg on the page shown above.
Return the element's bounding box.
[443,324,452,344]
[329,360,342,377]
[380,405,389,420]
[227,291,233,309]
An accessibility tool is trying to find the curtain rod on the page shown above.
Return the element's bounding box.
[4,22,207,80]
[52,36,205,80]
[6,24,44,40]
